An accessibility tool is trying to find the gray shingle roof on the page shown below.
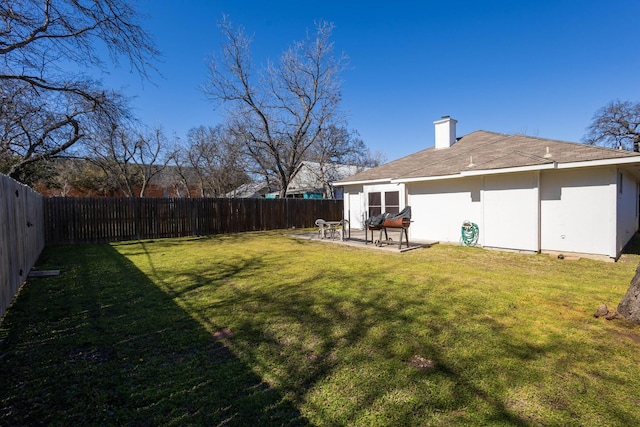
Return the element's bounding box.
[336,130,640,183]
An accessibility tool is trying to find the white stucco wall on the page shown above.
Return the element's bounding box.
[407,173,539,250]
[482,172,539,252]
[407,177,482,244]
[540,167,616,257]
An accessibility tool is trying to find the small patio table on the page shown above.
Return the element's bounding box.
[315,219,348,241]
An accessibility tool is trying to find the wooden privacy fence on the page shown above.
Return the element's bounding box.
[44,197,344,245]
[1,175,45,320]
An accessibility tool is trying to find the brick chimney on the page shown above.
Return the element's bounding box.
[434,116,457,149]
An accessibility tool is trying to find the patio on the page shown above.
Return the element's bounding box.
[294,226,438,252]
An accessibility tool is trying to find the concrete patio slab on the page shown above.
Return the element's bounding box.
[292,228,438,252]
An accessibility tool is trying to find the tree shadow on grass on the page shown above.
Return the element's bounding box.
[8,236,639,426]
[157,235,640,426]
[0,244,307,426]
[216,273,533,426]
[145,236,531,425]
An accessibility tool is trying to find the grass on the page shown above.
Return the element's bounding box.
[2,231,640,426]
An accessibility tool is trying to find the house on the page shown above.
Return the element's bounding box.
[231,161,364,199]
[335,116,640,260]
[282,161,363,199]
[227,181,273,198]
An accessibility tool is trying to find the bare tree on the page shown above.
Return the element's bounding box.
[39,158,116,196]
[0,79,128,180]
[167,148,197,198]
[172,125,248,197]
[0,0,158,181]
[356,147,386,169]
[306,126,363,197]
[86,125,140,197]
[204,18,348,197]
[135,127,171,197]
[86,124,170,197]
[584,100,640,152]
[305,125,386,197]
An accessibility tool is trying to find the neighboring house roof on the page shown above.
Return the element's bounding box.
[297,161,362,181]
[291,161,362,187]
[226,181,272,198]
[337,130,640,185]
[230,161,365,197]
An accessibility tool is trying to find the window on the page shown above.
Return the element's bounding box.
[368,192,381,217]
[368,190,400,217]
[385,191,400,214]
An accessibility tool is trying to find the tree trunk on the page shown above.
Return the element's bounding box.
[617,262,640,324]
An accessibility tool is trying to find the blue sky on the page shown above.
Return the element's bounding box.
[101,0,640,161]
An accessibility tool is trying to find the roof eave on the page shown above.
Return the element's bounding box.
[335,178,393,186]
[461,162,558,176]
[555,156,640,169]
[343,155,640,186]
[393,164,557,183]
[392,174,463,183]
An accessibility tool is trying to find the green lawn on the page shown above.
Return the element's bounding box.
[2,231,640,426]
